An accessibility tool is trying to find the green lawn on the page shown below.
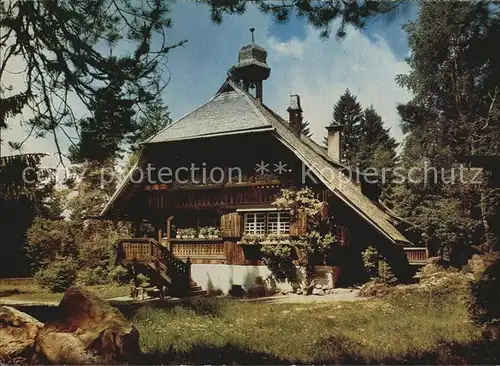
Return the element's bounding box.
[0,279,129,303]
[131,286,495,364]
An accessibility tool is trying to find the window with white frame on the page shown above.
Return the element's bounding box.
[243,211,290,236]
[244,213,266,235]
[267,212,290,235]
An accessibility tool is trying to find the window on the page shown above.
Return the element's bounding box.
[267,212,290,235]
[244,213,266,235]
[243,211,290,236]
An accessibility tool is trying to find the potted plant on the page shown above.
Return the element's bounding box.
[242,233,264,245]
[199,226,209,239]
[212,227,220,238]
[185,228,196,239]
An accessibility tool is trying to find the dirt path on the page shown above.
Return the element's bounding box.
[242,288,367,304]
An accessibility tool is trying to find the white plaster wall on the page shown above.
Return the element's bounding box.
[191,264,334,294]
[191,264,294,294]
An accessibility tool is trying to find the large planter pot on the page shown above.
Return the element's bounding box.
[331,265,342,288]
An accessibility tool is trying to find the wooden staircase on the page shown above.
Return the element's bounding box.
[117,238,206,298]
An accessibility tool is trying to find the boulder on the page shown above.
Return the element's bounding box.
[0,306,43,361]
[33,331,96,365]
[34,287,140,364]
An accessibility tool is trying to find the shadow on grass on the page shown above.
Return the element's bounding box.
[139,338,500,365]
[141,343,289,365]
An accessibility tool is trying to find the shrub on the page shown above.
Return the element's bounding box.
[469,254,500,339]
[261,244,295,280]
[34,257,77,292]
[362,246,378,280]
[27,217,78,272]
[109,265,129,284]
[78,267,110,286]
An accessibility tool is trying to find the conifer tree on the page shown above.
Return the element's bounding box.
[325,89,363,166]
[357,106,398,171]
[301,120,312,137]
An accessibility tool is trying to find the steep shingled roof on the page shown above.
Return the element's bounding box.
[102,78,410,245]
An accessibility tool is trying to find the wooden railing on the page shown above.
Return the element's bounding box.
[404,247,428,265]
[172,242,225,259]
[117,238,191,291]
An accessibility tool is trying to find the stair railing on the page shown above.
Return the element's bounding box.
[117,238,191,292]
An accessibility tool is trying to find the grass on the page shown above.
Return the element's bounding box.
[131,283,493,364]
[0,279,129,303]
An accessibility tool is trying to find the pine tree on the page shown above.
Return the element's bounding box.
[357,106,397,171]
[325,89,363,166]
[132,97,172,151]
[301,120,312,137]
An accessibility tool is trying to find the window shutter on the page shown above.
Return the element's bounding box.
[221,212,242,238]
[290,209,307,236]
[336,226,350,246]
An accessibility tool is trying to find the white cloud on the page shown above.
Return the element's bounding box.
[268,36,305,59]
[263,27,412,146]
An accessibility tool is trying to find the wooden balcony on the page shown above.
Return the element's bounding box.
[147,185,282,209]
[404,247,428,265]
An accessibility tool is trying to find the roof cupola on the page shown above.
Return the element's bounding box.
[232,28,271,102]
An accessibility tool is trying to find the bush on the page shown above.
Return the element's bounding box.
[109,265,129,284]
[34,257,77,292]
[78,266,110,286]
[469,254,500,339]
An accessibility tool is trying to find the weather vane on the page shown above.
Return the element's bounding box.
[250,27,255,42]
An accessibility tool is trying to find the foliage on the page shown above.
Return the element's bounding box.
[260,244,294,281]
[300,119,312,137]
[1,0,185,162]
[130,96,172,152]
[469,254,500,334]
[204,1,397,39]
[34,257,78,293]
[377,259,398,286]
[362,246,378,280]
[394,2,500,256]
[271,188,337,284]
[0,154,60,276]
[109,265,130,285]
[26,217,78,272]
[324,89,363,165]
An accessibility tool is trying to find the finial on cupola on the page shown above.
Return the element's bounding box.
[250,27,255,42]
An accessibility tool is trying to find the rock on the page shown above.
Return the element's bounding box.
[359,281,390,297]
[314,283,322,289]
[34,331,96,365]
[35,287,140,364]
[321,285,330,291]
[312,288,325,296]
[295,288,303,295]
[281,288,290,295]
[0,306,43,361]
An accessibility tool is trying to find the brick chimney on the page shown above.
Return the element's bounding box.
[326,124,342,162]
[287,95,302,136]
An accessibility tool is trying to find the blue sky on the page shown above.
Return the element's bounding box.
[160,2,418,143]
[1,2,419,166]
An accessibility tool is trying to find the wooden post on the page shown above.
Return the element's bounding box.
[166,216,174,250]
[133,221,141,237]
[186,257,192,281]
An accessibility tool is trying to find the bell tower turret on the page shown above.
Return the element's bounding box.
[232,28,271,102]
